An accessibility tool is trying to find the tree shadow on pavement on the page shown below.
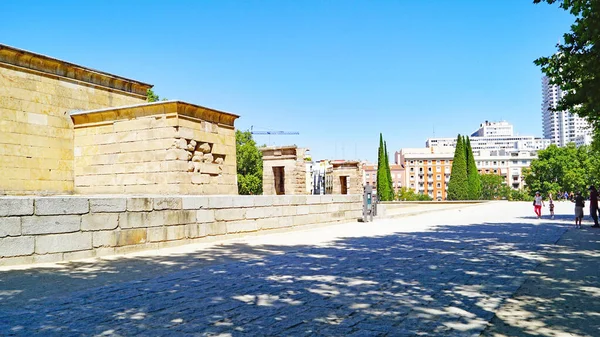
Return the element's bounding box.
[0,219,595,336]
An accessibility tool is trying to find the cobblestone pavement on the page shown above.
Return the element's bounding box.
[0,202,572,336]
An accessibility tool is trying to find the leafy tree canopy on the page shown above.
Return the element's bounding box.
[534,0,600,138]
[236,130,263,195]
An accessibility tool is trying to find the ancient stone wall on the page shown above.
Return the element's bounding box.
[0,194,362,266]
[261,146,308,195]
[0,44,151,195]
[331,161,363,195]
[72,101,238,195]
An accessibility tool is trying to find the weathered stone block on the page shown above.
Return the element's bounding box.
[127,198,153,212]
[290,195,307,205]
[153,197,182,210]
[320,195,334,203]
[226,220,257,233]
[35,232,92,254]
[332,195,351,203]
[207,196,234,208]
[281,206,297,217]
[277,216,294,228]
[0,217,20,237]
[196,209,215,223]
[89,198,126,213]
[257,217,279,230]
[93,231,117,247]
[185,223,199,238]
[0,198,34,216]
[81,213,119,231]
[147,227,166,242]
[309,205,327,214]
[182,196,209,209]
[272,195,294,206]
[253,196,274,207]
[200,222,227,236]
[296,205,310,215]
[35,198,89,215]
[119,212,145,229]
[306,195,322,204]
[215,208,245,221]
[326,204,340,212]
[115,229,147,246]
[166,225,186,241]
[63,250,96,261]
[0,236,34,257]
[244,207,272,219]
[22,215,80,235]
[232,196,254,208]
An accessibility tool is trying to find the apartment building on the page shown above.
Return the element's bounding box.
[542,76,592,146]
[475,150,537,190]
[426,121,550,155]
[395,147,454,200]
[362,163,404,193]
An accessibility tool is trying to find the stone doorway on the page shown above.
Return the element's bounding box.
[340,176,348,194]
[273,166,285,195]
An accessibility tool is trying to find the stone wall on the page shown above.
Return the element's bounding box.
[0,44,151,195]
[0,194,361,266]
[261,146,308,195]
[72,101,238,195]
[331,161,363,195]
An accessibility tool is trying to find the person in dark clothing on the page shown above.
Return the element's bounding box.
[573,191,585,228]
[588,185,599,228]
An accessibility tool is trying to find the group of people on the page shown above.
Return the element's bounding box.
[533,186,600,228]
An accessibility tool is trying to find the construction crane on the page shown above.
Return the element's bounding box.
[250,126,299,135]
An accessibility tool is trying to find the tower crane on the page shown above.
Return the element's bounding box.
[250,126,299,135]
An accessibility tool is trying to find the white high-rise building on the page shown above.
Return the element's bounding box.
[426,121,550,155]
[542,76,592,146]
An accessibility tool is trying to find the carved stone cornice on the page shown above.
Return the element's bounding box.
[0,44,152,98]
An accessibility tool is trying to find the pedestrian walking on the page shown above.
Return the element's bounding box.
[564,191,569,201]
[533,192,545,219]
[548,193,555,219]
[589,185,599,228]
[573,191,584,228]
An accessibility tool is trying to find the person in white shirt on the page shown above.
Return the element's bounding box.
[533,192,545,219]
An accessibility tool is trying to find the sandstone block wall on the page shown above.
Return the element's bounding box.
[332,161,363,195]
[261,146,308,195]
[0,44,151,195]
[72,101,238,195]
[0,195,362,266]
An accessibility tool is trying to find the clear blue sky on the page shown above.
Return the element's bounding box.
[1,1,573,162]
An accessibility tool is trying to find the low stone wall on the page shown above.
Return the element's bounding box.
[0,195,361,266]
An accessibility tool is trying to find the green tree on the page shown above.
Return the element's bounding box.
[465,136,482,200]
[534,0,600,139]
[396,187,433,201]
[447,134,469,200]
[480,173,506,200]
[376,134,393,201]
[147,88,160,102]
[524,143,599,196]
[384,141,394,200]
[236,130,263,195]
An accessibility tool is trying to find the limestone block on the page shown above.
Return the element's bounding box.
[35,198,88,215]
[253,196,274,207]
[127,198,153,212]
[277,216,294,228]
[119,212,144,229]
[200,163,221,175]
[81,213,119,231]
[226,220,257,233]
[0,236,34,257]
[332,195,351,203]
[115,229,147,246]
[185,223,199,239]
[0,198,34,216]
[281,206,297,217]
[153,197,182,210]
[22,215,80,235]
[256,217,279,230]
[0,217,20,237]
[326,204,340,213]
[93,231,117,247]
[309,205,328,214]
[35,232,92,254]
[290,195,307,205]
[200,222,227,236]
[349,195,362,203]
[296,205,310,215]
[196,209,215,223]
[182,196,209,210]
[191,173,210,185]
[173,138,187,149]
[215,208,245,221]
[147,227,166,242]
[272,195,294,206]
[63,250,96,261]
[232,196,254,208]
[320,195,334,203]
[198,142,211,153]
[187,162,195,172]
[245,207,271,219]
[166,225,186,241]
[89,198,126,213]
[187,140,197,151]
[345,210,362,219]
[207,196,234,209]
[214,157,224,165]
[33,253,64,264]
[306,195,322,204]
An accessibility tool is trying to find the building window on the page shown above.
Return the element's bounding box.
[436,182,441,188]
[419,160,423,164]
[437,166,441,171]
[410,167,414,172]
[428,167,432,172]
[436,174,441,179]
[410,175,415,180]
[366,174,369,178]
[410,160,414,164]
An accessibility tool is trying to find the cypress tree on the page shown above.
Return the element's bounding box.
[447,134,469,200]
[376,134,390,200]
[465,136,482,200]
[384,141,394,200]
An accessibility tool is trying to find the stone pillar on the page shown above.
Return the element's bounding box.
[260,146,309,195]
